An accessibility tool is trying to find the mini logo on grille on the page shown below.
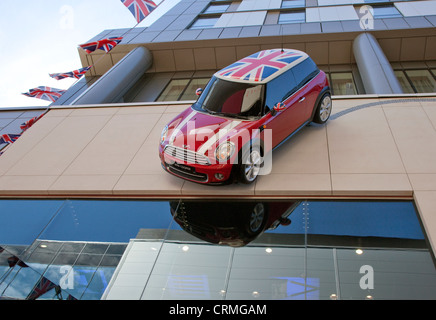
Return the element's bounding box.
[183,144,190,149]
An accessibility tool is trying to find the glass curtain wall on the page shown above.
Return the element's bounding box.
[1,199,435,300]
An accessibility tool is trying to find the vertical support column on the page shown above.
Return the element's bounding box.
[353,33,403,94]
[71,46,153,105]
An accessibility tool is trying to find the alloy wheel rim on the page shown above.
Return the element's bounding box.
[249,203,265,232]
[244,150,261,182]
[320,95,332,122]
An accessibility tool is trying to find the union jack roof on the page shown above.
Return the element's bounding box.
[215,49,308,84]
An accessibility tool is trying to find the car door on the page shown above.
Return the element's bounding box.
[291,58,321,120]
[262,68,309,148]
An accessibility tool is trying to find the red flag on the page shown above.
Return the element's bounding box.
[27,276,57,300]
[7,256,28,268]
[20,113,45,132]
[79,37,123,54]
[121,0,157,23]
[49,66,92,80]
[22,86,66,102]
[0,133,21,145]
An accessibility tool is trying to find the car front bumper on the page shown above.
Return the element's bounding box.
[159,151,234,184]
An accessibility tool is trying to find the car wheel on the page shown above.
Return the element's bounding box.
[239,145,262,184]
[248,203,265,234]
[313,93,332,124]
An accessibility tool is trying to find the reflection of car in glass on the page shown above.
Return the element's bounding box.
[159,49,331,185]
[170,201,300,247]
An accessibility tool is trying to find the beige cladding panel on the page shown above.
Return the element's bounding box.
[327,104,406,174]
[6,114,113,176]
[1,99,436,197]
[1,100,436,254]
[63,112,162,175]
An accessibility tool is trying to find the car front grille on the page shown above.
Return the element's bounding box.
[164,145,210,165]
[167,163,208,183]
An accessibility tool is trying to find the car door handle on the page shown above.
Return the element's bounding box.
[299,97,306,103]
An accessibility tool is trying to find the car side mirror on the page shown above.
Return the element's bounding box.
[271,102,285,116]
[196,88,203,96]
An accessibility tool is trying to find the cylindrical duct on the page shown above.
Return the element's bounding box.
[71,46,152,105]
[353,33,403,94]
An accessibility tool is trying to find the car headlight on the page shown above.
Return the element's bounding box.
[160,125,168,145]
[215,141,235,162]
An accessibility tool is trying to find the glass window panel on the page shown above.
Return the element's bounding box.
[1,199,435,300]
[67,265,98,299]
[394,70,415,94]
[278,11,306,24]
[105,244,127,255]
[431,69,436,78]
[405,70,436,93]
[204,4,229,14]
[82,243,109,254]
[1,268,46,299]
[282,0,306,8]
[266,67,298,110]
[80,267,115,300]
[330,72,357,95]
[59,242,86,253]
[0,200,64,246]
[190,17,219,29]
[100,254,122,267]
[372,5,402,18]
[51,252,79,266]
[38,200,176,243]
[157,79,190,102]
[180,78,211,101]
[337,248,436,300]
[292,57,319,88]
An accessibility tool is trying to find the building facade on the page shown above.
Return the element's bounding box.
[1,0,436,300]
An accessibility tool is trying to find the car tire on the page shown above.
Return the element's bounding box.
[238,144,262,184]
[313,93,332,124]
[247,202,267,235]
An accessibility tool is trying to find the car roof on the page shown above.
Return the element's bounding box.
[214,48,309,84]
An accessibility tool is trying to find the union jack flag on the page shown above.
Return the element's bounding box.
[49,66,92,80]
[0,133,21,145]
[22,86,66,102]
[79,37,123,54]
[217,49,306,83]
[7,256,28,268]
[27,276,57,300]
[121,0,157,23]
[20,113,45,132]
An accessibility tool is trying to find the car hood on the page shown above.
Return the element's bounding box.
[165,108,249,156]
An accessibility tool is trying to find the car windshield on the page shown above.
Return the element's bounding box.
[193,77,264,120]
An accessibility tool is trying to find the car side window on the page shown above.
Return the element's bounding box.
[292,57,319,89]
[264,69,297,115]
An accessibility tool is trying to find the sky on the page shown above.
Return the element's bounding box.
[0,0,180,108]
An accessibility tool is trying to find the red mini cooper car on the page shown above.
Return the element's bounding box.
[159,49,331,185]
